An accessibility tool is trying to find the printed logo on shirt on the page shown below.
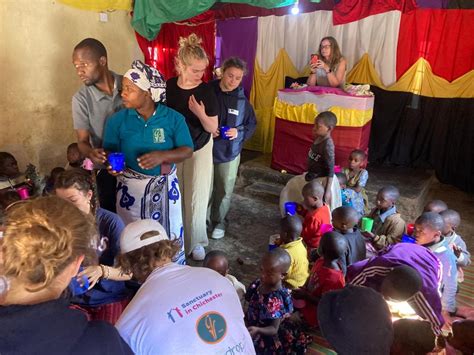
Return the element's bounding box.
[228,108,239,116]
[308,148,320,162]
[166,289,224,324]
[153,128,166,143]
[167,307,184,323]
[196,311,227,344]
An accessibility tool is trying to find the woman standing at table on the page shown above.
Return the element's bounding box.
[166,34,218,261]
[307,36,347,88]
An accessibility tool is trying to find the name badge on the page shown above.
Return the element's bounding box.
[228,108,239,116]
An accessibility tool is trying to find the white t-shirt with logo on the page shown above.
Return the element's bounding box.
[116,264,255,355]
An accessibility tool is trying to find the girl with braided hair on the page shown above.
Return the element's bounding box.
[54,169,132,324]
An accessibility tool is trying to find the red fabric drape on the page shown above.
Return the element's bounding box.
[397,9,474,82]
[135,16,216,81]
[211,0,335,19]
[271,118,371,174]
[333,0,416,25]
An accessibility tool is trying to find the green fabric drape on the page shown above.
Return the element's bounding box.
[132,0,296,40]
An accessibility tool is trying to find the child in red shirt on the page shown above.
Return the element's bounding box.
[292,231,347,327]
[299,180,331,252]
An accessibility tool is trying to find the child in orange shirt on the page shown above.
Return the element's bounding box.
[298,180,331,254]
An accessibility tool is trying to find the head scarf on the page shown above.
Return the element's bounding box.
[124,60,166,103]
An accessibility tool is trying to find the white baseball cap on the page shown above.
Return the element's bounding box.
[120,219,169,254]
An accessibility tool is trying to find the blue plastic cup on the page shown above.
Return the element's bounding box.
[268,234,280,251]
[285,202,297,216]
[220,126,231,140]
[69,267,90,296]
[401,234,416,244]
[108,152,125,172]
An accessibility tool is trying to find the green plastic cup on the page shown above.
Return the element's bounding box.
[361,217,374,232]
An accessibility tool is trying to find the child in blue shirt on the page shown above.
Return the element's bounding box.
[440,209,471,283]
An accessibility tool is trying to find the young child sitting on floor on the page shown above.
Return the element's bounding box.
[423,199,448,213]
[279,216,309,289]
[331,206,366,273]
[43,167,66,195]
[0,152,42,196]
[391,319,436,355]
[203,250,246,302]
[298,180,331,254]
[336,173,357,210]
[440,209,471,283]
[318,286,394,354]
[343,149,369,217]
[66,143,85,170]
[246,248,310,354]
[0,152,25,191]
[447,319,474,354]
[292,231,347,328]
[363,185,406,251]
[305,111,341,209]
[414,212,458,327]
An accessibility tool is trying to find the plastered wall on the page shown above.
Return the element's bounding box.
[0,0,142,173]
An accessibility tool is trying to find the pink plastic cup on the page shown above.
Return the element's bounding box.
[320,223,333,235]
[16,187,30,200]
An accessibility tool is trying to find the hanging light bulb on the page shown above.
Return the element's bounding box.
[291,0,300,15]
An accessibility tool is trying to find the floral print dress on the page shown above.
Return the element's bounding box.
[343,168,369,217]
[245,279,311,354]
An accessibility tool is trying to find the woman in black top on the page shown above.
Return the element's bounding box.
[166,33,218,261]
[0,196,132,355]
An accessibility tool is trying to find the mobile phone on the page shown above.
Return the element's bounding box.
[310,54,319,65]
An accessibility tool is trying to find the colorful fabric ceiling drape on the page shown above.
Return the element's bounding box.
[132,0,297,40]
[57,0,132,11]
[332,0,416,24]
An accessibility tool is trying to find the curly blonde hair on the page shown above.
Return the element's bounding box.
[1,196,96,292]
[118,239,180,282]
[175,33,209,74]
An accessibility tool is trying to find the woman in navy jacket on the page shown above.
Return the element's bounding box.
[208,57,257,240]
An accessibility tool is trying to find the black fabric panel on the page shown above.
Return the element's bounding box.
[284,76,309,89]
[448,0,474,9]
[368,86,474,192]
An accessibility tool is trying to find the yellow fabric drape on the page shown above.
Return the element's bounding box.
[273,98,373,127]
[57,0,132,11]
[346,54,384,89]
[348,54,474,99]
[247,50,309,153]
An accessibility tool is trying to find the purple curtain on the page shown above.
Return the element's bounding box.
[416,0,449,8]
[216,18,258,98]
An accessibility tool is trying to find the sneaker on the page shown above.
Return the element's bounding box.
[211,228,225,240]
[191,245,206,261]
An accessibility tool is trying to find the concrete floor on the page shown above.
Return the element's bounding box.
[191,153,474,287]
